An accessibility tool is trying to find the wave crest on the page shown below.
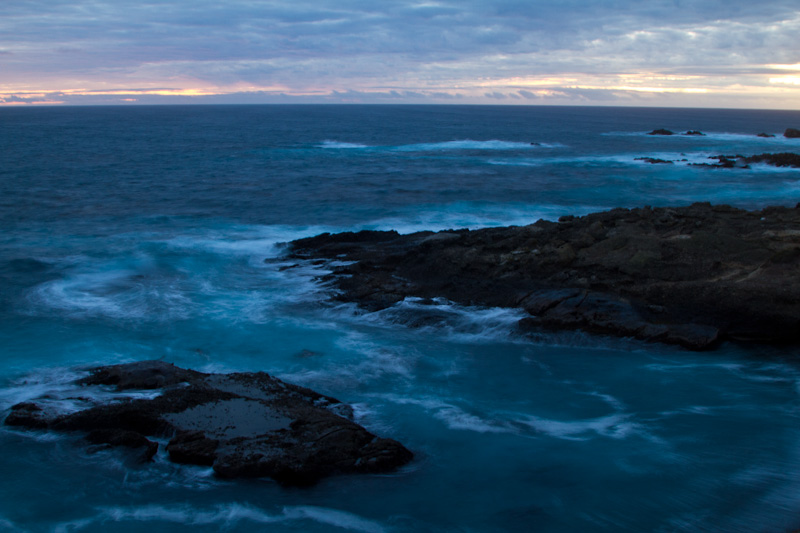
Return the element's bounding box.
[53,503,387,532]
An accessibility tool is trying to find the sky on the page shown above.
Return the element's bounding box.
[1,0,799,108]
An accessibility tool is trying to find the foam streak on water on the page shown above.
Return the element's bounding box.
[52,503,388,533]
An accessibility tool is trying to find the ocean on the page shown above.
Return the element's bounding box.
[1,104,799,532]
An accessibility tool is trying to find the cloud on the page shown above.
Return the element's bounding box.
[1,0,799,107]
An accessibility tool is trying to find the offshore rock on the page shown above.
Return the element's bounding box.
[288,204,800,350]
[634,157,674,164]
[691,153,800,169]
[637,152,799,169]
[648,129,674,135]
[4,361,413,485]
[784,128,800,138]
[742,153,800,168]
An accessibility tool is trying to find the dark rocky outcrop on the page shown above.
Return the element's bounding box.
[690,155,748,169]
[635,157,674,164]
[683,130,705,136]
[690,153,800,169]
[287,203,800,350]
[648,129,674,135]
[784,128,800,138]
[4,361,413,485]
[757,132,775,138]
[743,153,800,168]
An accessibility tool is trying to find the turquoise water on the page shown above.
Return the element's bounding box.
[1,105,800,532]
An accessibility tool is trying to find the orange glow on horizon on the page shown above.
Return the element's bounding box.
[0,83,302,105]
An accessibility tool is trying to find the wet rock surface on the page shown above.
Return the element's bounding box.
[635,157,674,164]
[288,203,800,350]
[690,153,800,169]
[4,361,413,485]
[633,152,800,169]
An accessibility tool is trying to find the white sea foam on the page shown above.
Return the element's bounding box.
[22,224,341,325]
[163,224,338,260]
[374,392,648,441]
[275,329,419,393]
[319,139,563,152]
[283,506,387,533]
[486,151,795,170]
[485,158,543,167]
[686,132,800,144]
[53,503,387,532]
[516,413,642,441]
[432,405,515,433]
[487,154,638,167]
[348,402,377,425]
[320,140,371,149]
[392,139,560,151]
[644,361,745,373]
[376,394,516,434]
[746,162,800,173]
[0,364,162,416]
[25,252,195,321]
[363,297,528,344]
[362,202,592,233]
[330,332,418,381]
[580,391,627,411]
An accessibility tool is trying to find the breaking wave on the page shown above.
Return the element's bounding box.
[319,139,563,152]
[53,503,387,533]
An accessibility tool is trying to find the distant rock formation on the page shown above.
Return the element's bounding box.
[683,130,705,136]
[690,153,800,169]
[785,128,800,138]
[5,361,413,485]
[647,129,674,135]
[756,132,775,138]
[743,152,800,167]
[634,157,674,164]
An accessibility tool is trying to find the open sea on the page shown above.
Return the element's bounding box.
[1,104,800,532]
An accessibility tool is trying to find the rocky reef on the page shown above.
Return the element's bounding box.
[643,129,800,139]
[634,157,675,164]
[5,361,413,485]
[288,203,800,351]
[636,152,800,169]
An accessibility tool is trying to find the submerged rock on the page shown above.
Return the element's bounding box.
[756,132,775,138]
[741,153,800,168]
[690,153,800,169]
[288,203,800,350]
[4,361,413,485]
[634,157,674,164]
[683,130,705,136]
[647,129,674,135]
